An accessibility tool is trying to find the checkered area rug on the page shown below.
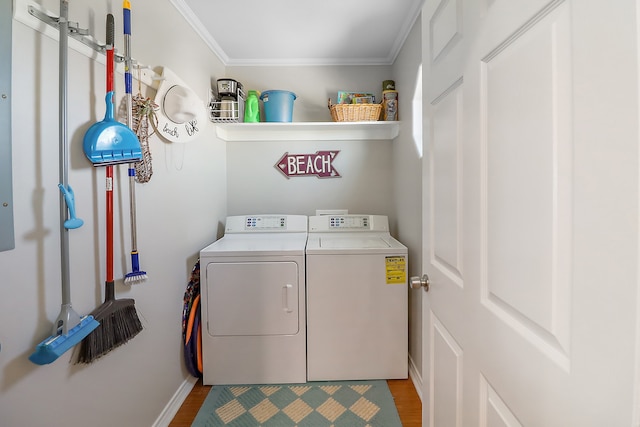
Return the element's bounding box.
[191,380,402,427]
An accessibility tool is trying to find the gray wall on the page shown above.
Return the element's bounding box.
[391,13,424,384]
[225,65,395,219]
[225,138,395,218]
[1,1,226,426]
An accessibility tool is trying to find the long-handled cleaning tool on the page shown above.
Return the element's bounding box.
[81,10,141,167]
[123,0,147,285]
[29,0,99,365]
[76,14,142,364]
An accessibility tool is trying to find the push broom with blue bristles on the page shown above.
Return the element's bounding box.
[123,0,148,285]
[29,0,99,365]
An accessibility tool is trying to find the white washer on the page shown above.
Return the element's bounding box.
[199,215,307,385]
[306,214,408,381]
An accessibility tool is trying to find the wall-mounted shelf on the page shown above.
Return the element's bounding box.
[214,121,400,142]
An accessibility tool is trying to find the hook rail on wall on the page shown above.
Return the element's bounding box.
[15,0,162,88]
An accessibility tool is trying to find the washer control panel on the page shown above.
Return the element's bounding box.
[309,215,389,232]
[329,215,369,229]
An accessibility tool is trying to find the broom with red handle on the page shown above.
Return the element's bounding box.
[76,13,143,364]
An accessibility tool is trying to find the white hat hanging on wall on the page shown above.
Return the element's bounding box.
[153,67,206,143]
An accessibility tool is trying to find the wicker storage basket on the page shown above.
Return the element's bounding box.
[328,99,382,122]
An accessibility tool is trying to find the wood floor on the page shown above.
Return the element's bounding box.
[169,377,422,426]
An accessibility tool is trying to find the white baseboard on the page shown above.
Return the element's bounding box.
[153,376,198,427]
[408,354,423,401]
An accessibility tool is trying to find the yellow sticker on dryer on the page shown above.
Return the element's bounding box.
[385,256,406,284]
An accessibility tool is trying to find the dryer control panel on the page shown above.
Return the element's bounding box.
[245,216,287,229]
[309,215,389,232]
[225,215,308,233]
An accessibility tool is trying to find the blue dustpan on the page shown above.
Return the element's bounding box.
[83,91,142,166]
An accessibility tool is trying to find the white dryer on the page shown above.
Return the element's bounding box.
[199,215,307,385]
[306,214,408,381]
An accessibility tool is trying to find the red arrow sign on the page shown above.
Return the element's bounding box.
[275,151,341,178]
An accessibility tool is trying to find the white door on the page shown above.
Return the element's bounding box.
[419,0,640,425]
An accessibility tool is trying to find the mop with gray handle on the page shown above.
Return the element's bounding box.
[123,0,147,285]
[29,0,99,365]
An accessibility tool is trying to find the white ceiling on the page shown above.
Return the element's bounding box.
[170,0,424,66]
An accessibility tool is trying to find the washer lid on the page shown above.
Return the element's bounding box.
[319,236,391,249]
[306,233,407,254]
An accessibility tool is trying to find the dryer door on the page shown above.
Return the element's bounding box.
[206,261,299,336]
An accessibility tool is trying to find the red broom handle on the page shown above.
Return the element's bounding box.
[106,167,113,282]
[106,49,114,95]
[106,30,114,283]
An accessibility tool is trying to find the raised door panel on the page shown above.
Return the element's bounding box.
[426,0,465,102]
[480,0,572,370]
[431,80,464,288]
[480,376,523,427]
[430,313,463,427]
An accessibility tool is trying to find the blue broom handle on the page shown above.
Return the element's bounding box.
[124,1,139,253]
[128,166,138,250]
[124,8,133,128]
